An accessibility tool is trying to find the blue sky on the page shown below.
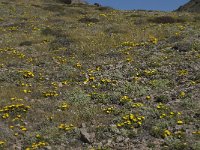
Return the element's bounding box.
[86,0,189,11]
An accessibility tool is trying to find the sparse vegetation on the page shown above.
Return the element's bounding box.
[0,0,199,149]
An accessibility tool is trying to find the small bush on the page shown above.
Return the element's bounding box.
[149,16,186,24]
[79,17,99,23]
[172,41,193,52]
[97,6,113,11]
[155,95,169,103]
[19,41,32,46]
[50,36,71,50]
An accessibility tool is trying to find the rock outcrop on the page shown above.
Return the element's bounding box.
[176,0,200,13]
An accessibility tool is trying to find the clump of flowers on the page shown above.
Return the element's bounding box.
[53,56,67,64]
[20,125,27,131]
[25,141,48,150]
[156,103,168,110]
[103,106,114,114]
[146,95,151,100]
[163,129,172,138]
[0,141,5,147]
[59,102,69,111]
[76,62,82,68]
[42,91,59,97]
[148,36,158,44]
[132,102,144,108]
[99,13,107,17]
[0,104,30,113]
[121,41,135,47]
[144,69,157,76]
[117,113,145,128]
[179,91,186,98]
[177,120,183,125]
[126,56,133,62]
[100,78,117,85]
[120,96,132,103]
[58,124,74,131]
[192,131,200,135]
[178,69,188,76]
[0,104,30,119]
[160,113,167,119]
[21,70,34,78]
[23,89,32,93]
[10,97,24,101]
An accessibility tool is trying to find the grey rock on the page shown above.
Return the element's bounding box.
[81,123,86,128]
[110,124,120,134]
[105,139,113,147]
[80,128,94,144]
[46,146,52,150]
[116,136,124,143]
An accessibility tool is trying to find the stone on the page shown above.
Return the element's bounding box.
[80,128,94,144]
[115,136,124,143]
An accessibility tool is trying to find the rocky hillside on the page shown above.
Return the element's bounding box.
[177,0,200,13]
[0,0,200,149]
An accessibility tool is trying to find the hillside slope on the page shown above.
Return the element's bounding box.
[177,0,200,13]
[0,0,200,149]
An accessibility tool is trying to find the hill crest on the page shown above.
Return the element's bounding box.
[177,0,200,13]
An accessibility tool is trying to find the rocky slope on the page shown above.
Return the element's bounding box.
[0,0,199,149]
[177,0,200,13]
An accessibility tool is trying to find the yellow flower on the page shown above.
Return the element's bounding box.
[60,102,69,111]
[179,91,186,97]
[14,133,18,136]
[146,96,151,100]
[76,63,82,68]
[117,123,122,127]
[2,113,9,119]
[9,126,14,129]
[120,96,132,103]
[163,130,171,137]
[177,120,183,125]
[0,141,5,145]
[160,113,166,119]
[178,70,188,76]
[21,127,27,131]
[36,134,41,138]
[99,13,107,17]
